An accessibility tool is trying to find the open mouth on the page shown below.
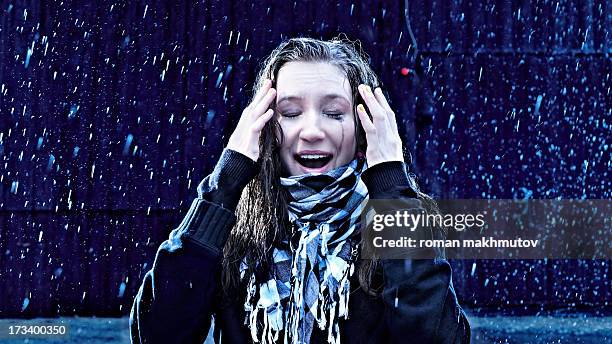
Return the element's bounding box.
[294,153,333,169]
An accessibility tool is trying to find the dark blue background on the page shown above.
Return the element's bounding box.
[0,0,610,317]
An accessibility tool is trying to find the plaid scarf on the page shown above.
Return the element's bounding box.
[242,158,369,344]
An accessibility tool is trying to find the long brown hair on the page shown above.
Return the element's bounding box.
[221,36,439,295]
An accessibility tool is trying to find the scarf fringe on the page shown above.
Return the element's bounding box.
[244,232,359,344]
[245,276,284,344]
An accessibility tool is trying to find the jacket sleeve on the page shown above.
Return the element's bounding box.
[130,149,257,344]
[361,162,471,344]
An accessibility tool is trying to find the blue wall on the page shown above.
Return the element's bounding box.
[0,0,609,316]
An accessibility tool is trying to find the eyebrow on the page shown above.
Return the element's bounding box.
[277,94,351,106]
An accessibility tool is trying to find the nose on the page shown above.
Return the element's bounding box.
[298,112,325,142]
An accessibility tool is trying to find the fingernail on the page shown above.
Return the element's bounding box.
[365,85,372,93]
[357,104,365,112]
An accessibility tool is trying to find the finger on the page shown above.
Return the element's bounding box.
[357,104,376,134]
[252,108,274,131]
[373,87,393,113]
[358,85,388,125]
[250,79,272,107]
[252,88,276,116]
[374,87,399,133]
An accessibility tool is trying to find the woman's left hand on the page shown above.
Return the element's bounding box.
[356,85,404,167]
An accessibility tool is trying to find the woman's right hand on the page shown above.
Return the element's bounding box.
[227,79,276,162]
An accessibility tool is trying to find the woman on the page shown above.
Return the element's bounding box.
[130,37,470,344]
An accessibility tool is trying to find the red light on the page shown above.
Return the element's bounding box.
[400,67,411,76]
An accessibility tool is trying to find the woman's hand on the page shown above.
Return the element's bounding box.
[227,79,276,162]
[356,84,404,167]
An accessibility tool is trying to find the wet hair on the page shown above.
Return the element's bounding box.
[221,36,439,295]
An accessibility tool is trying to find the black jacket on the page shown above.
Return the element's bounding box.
[130,149,470,343]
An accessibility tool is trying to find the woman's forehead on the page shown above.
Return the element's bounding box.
[275,61,352,104]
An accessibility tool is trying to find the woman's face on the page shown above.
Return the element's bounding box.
[275,61,357,176]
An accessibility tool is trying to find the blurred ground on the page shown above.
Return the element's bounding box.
[0,313,610,343]
[468,313,612,344]
[0,317,130,343]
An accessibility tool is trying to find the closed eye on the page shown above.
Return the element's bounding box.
[280,112,301,118]
[324,112,344,119]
